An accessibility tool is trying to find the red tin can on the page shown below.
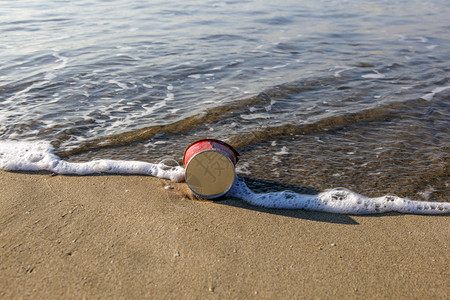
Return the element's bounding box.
[183,139,239,198]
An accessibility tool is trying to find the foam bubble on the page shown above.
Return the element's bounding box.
[226,177,449,215]
[0,141,184,182]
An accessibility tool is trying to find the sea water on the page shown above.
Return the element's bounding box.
[1,0,449,211]
[0,141,448,214]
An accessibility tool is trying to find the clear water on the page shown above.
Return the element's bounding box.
[1,0,449,201]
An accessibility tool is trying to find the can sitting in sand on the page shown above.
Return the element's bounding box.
[183,139,239,199]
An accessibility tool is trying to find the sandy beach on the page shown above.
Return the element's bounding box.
[0,171,448,299]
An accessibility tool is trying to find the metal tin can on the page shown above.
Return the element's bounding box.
[183,139,239,199]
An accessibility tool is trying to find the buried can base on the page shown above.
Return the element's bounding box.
[183,139,239,199]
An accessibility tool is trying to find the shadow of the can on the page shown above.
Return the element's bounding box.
[215,177,359,225]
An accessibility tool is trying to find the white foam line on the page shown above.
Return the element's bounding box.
[226,177,449,215]
[421,86,450,101]
[0,141,184,182]
[1,142,448,215]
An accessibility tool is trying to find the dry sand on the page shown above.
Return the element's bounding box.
[0,171,448,299]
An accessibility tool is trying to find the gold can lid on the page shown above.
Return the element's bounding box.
[185,150,236,198]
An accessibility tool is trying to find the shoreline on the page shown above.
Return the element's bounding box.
[1,171,448,298]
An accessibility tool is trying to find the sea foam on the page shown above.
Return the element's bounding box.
[0,141,448,215]
[226,177,449,215]
[0,141,184,182]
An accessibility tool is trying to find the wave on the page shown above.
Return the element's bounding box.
[1,141,448,215]
[53,76,428,157]
[226,177,449,215]
[48,77,317,155]
[226,99,425,149]
[0,141,184,182]
[52,89,274,156]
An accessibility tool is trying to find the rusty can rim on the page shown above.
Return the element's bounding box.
[183,138,239,167]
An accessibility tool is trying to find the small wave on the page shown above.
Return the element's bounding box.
[52,52,68,70]
[226,177,449,215]
[53,76,430,157]
[1,141,448,215]
[108,79,130,90]
[240,113,272,120]
[362,70,385,79]
[331,66,355,78]
[53,92,272,156]
[227,99,428,149]
[421,86,450,101]
[263,64,288,70]
[0,141,184,182]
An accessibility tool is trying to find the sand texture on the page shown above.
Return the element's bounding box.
[0,171,449,299]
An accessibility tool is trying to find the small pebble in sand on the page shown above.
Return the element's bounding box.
[165,186,174,190]
[331,243,336,247]
[174,252,180,257]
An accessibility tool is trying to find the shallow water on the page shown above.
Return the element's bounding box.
[1,0,449,202]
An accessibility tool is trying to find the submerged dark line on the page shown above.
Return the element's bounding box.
[56,97,427,158]
[54,70,428,158]
[54,93,266,157]
[226,97,430,150]
[53,77,344,157]
[228,107,395,149]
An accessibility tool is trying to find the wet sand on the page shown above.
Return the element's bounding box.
[0,171,448,299]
